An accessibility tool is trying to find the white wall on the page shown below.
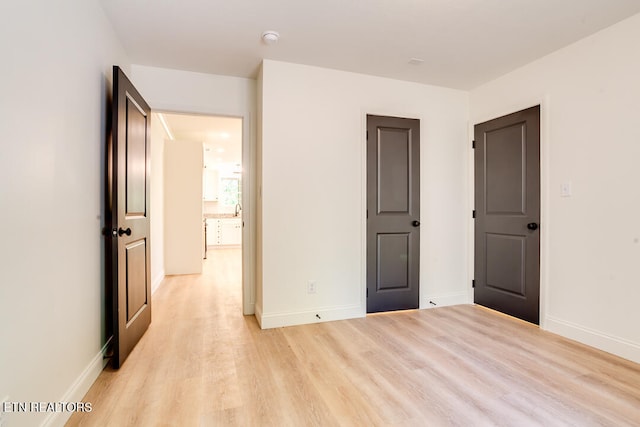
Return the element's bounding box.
[258,60,470,328]
[0,1,129,426]
[470,13,640,363]
[130,65,257,314]
[150,114,166,292]
[164,140,203,275]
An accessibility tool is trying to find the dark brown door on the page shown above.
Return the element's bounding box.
[107,66,152,368]
[367,115,420,313]
[474,106,540,324]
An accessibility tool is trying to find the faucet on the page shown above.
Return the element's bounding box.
[234,203,242,217]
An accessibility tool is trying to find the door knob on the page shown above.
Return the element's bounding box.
[118,227,132,236]
[527,222,538,231]
[412,220,421,227]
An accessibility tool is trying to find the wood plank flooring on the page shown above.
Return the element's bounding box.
[68,249,640,426]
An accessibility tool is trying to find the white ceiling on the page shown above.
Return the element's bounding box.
[100,0,640,89]
[157,112,242,166]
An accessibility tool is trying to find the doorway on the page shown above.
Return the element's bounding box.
[473,105,541,324]
[151,112,245,310]
[366,115,421,313]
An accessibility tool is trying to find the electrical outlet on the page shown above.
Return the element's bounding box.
[307,280,317,294]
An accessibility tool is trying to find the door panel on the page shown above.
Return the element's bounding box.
[108,66,152,368]
[485,124,526,214]
[377,233,410,290]
[378,128,410,213]
[125,97,148,215]
[125,239,148,322]
[485,233,525,296]
[367,115,420,313]
[474,106,540,324]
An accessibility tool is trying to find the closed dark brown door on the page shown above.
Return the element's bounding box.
[474,106,540,324]
[367,115,420,313]
[107,66,152,368]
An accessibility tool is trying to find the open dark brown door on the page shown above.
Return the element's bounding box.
[474,106,540,324]
[107,66,152,368]
[367,115,420,313]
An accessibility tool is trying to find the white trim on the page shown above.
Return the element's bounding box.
[258,304,364,329]
[254,303,263,328]
[41,340,111,427]
[421,291,470,309]
[538,95,551,329]
[151,269,165,295]
[545,315,640,364]
[241,113,256,315]
[360,112,368,315]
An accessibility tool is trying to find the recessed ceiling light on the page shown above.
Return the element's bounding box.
[408,58,424,65]
[262,30,280,45]
[216,148,225,153]
[220,132,230,139]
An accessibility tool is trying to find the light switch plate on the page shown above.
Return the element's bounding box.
[561,181,572,197]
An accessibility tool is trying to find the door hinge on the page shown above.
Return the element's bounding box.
[472,140,476,149]
[472,210,476,219]
[366,209,368,219]
[366,288,368,298]
[472,280,475,288]
[366,130,369,141]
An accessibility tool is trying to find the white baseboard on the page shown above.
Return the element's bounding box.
[243,302,255,316]
[421,291,470,309]
[254,303,263,328]
[257,292,472,329]
[151,270,165,295]
[41,339,111,427]
[257,304,364,329]
[545,315,640,364]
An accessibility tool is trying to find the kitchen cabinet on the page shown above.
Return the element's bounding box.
[206,217,241,246]
[203,168,219,201]
[219,218,242,246]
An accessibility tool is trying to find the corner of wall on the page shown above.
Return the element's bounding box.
[420,291,471,310]
[152,270,165,295]
[545,315,640,364]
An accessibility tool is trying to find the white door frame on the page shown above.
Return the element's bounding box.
[156,107,255,315]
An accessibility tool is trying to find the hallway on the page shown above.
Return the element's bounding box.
[68,248,248,425]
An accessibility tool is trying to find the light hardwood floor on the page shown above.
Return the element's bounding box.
[68,248,640,426]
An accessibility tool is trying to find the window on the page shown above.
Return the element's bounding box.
[220,177,241,206]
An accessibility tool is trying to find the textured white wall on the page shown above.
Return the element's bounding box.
[258,60,470,328]
[470,13,640,363]
[164,140,203,275]
[0,0,129,425]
